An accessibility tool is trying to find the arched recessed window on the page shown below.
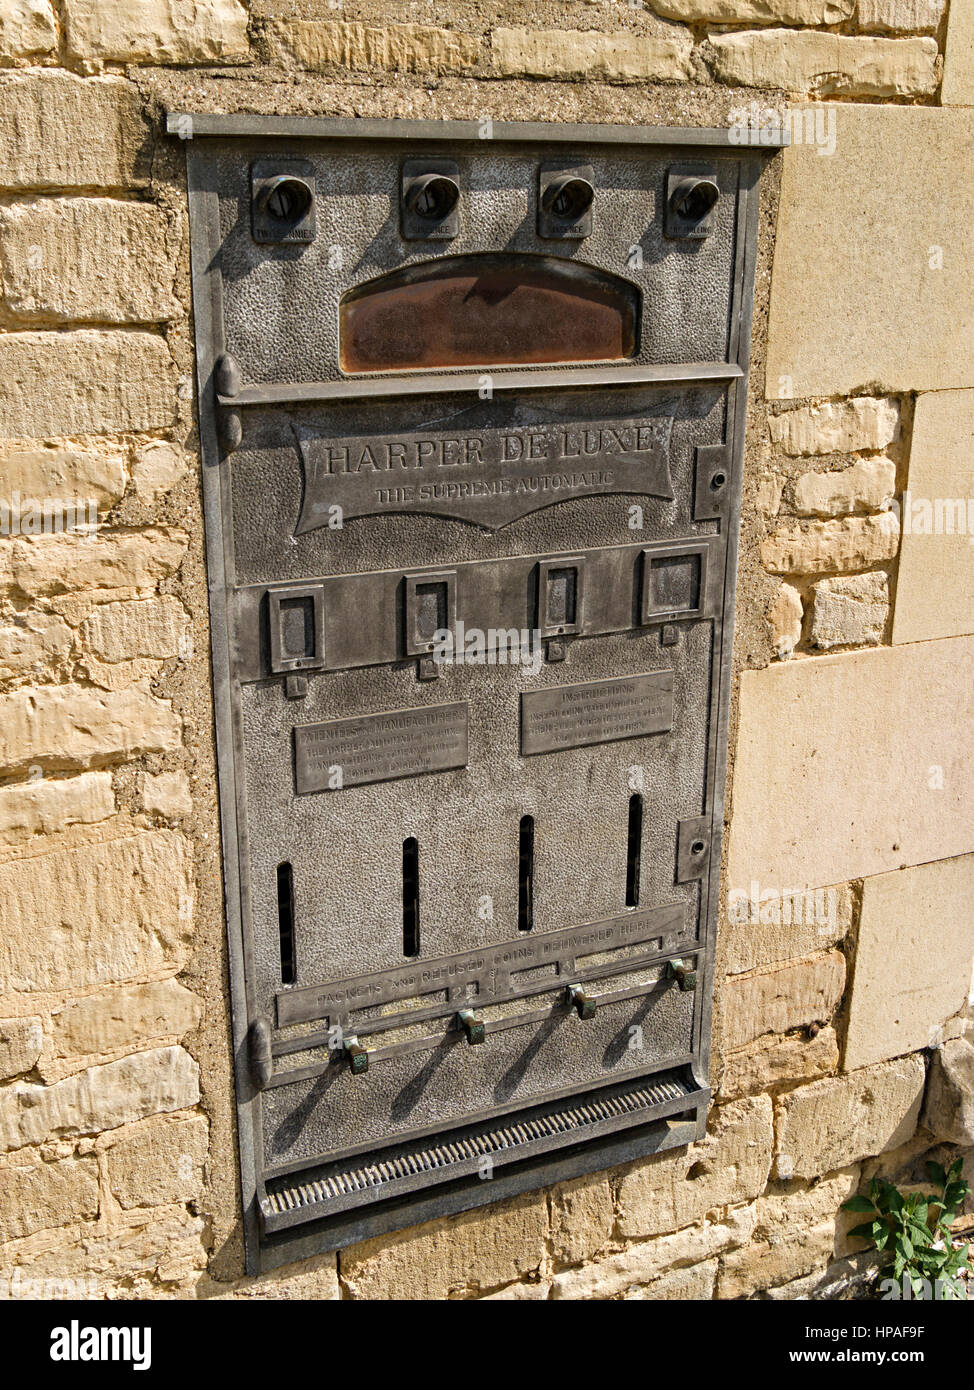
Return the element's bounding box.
[339,253,640,374]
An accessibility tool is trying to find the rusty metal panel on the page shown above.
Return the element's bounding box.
[175,114,781,1272]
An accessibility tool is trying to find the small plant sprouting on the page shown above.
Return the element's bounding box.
[841,1158,971,1300]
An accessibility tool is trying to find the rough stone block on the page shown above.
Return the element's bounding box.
[654,0,851,20]
[893,389,974,645]
[0,1046,200,1152]
[620,1258,719,1300]
[942,0,974,103]
[845,855,974,1069]
[141,771,192,819]
[767,581,802,659]
[132,441,187,504]
[551,1206,756,1299]
[0,443,126,517]
[770,398,900,457]
[341,1191,548,1299]
[923,1040,974,1147]
[7,527,187,600]
[0,612,72,681]
[719,1026,839,1099]
[492,27,693,81]
[64,0,248,66]
[0,830,193,993]
[724,883,853,974]
[761,513,899,575]
[0,72,150,190]
[105,1113,208,1209]
[0,332,175,438]
[0,0,55,60]
[0,1015,43,1080]
[51,978,203,1064]
[767,107,974,396]
[616,1096,773,1238]
[269,19,479,73]
[774,1056,926,1178]
[0,681,180,778]
[0,771,114,846]
[809,571,888,649]
[0,199,177,324]
[856,0,945,30]
[0,1155,99,1242]
[793,458,897,517]
[79,596,188,664]
[549,1173,615,1265]
[709,30,939,96]
[721,951,846,1052]
[727,639,974,890]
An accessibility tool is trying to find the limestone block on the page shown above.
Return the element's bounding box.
[0,771,114,846]
[721,951,846,1052]
[620,1258,718,1300]
[0,1015,43,1079]
[0,332,175,438]
[794,459,897,518]
[0,200,177,323]
[341,1190,548,1299]
[770,398,900,457]
[8,527,188,599]
[615,1096,773,1238]
[654,0,852,20]
[0,0,55,60]
[726,639,974,890]
[893,389,974,644]
[856,0,945,31]
[64,0,248,66]
[492,27,693,81]
[724,884,853,974]
[0,681,180,777]
[942,0,974,103]
[809,571,888,648]
[755,474,783,516]
[0,72,150,189]
[551,1206,756,1298]
[844,855,974,1069]
[716,1167,860,1297]
[774,1055,926,1177]
[761,513,899,575]
[0,830,193,993]
[79,596,188,664]
[767,107,974,396]
[210,1254,340,1301]
[719,1026,839,1098]
[0,1046,200,1152]
[105,1113,208,1209]
[481,1280,551,1300]
[132,441,187,504]
[0,1155,99,1242]
[767,582,802,658]
[269,19,480,73]
[51,978,203,1064]
[141,771,192,819]
[0,443,126,516]
[923,1039,974,1146]
[0,612,72,680]
[549,1173,615,1265]
[709,30,939,96]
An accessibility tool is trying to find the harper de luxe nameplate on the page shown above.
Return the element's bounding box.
[520,672,674,755]
[294,702,468,792]
[293,416,674,532]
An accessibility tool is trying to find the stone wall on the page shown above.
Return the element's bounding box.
[0,0,971,1301]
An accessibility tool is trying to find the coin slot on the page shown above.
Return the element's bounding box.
[626,794,643,907]
[403,836,420,958]
[277,862,296,985]
[518,815,534,933]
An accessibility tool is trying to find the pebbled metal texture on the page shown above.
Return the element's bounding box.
[176,115,781,1272]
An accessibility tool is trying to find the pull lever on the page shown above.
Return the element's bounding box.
[566,983,596,1020]
[667,959,697,992]
[343,1035,369,1075]
[456,1008,486,1045]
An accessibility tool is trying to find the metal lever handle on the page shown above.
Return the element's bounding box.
[667,959,697,992]
[456,1008,486,1045]
[567,983,596,1020]
[343,1035,369,1075]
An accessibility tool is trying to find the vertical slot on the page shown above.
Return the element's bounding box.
[625,794,643,907]
[277,862,296,984]
[518,815,534,932]
[403,837,420,957]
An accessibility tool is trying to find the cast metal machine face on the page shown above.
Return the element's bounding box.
[174,114,783,1272]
